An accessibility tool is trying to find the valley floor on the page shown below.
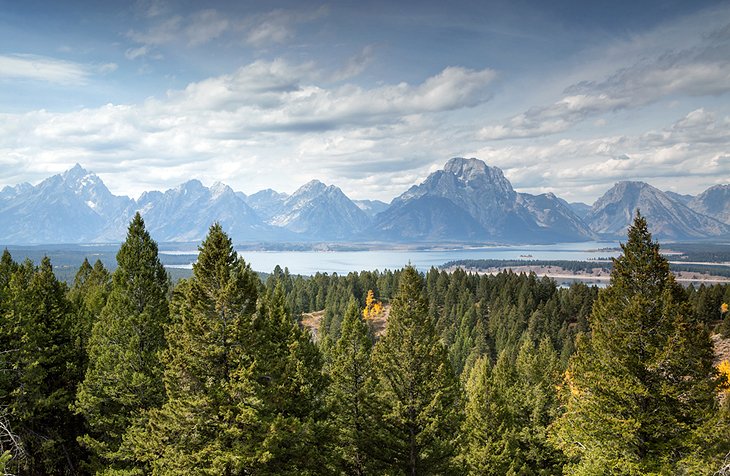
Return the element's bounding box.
[445,264,730,285]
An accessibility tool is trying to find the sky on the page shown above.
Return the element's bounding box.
[0,0,729,204]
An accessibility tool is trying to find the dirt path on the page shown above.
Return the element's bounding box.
[301,305,390,341]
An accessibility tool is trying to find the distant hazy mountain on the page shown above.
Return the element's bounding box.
[376,158,594,243]
[245,189,289,221]
[137,180,284,242]
[353,199,389,217]
[688,184,730,225]
[586,181,729,240]
[665,191,694,206]
[371,196,487,241]
[269,180,371,240]
[517,193,596,242]
[568,202,591,219]
[0,164,134,244]
[0,164,727,245]
[0,182,32,200]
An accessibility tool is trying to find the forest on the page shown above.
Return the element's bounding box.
[0,212,729,475]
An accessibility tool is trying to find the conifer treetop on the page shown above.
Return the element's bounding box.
[610,210,672,297]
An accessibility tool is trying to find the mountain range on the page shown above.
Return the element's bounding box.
[1,159,728,244]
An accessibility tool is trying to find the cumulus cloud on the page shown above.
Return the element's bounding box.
[0,59,495,200]
[471,107,730,202]
[160,61,495,128]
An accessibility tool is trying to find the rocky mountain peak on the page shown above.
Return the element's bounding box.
[444,157,489,178]
[688,183,730,224]
[62,163,89,181]
[295,179,328,197]
[587,181,729,239]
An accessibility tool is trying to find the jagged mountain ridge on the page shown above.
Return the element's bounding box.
[244,189,289,221]
[136,180,290,242]
[586,181,730,240]
[687,184,730,225]
[0,161,728,244]
[377,158,595,243]
[0,165,135,244]
[268,180,371,240]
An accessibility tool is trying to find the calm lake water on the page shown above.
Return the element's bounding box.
[162,241,620,275]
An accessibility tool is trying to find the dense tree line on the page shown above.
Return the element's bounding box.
[0,213,728,474]
[443,258,730,279]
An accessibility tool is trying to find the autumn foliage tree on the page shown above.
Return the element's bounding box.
[362,289,383,320]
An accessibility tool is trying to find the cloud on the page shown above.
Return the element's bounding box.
[185,9,229,46]
[127,15,182,46]
[471,107,730,202]
[133,0,168,19]
[479,20,730,140]
[125,5,328,59]
[162,60,495,127]
[331,45,376,82]
[0,54,93,85]
[0,58,495,200]
[125,45,151,60]
[243,6,328,47]
[97,63,118,74]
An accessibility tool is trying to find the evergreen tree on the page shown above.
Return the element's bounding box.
[253,283,332,475]
[328,298,375,475]
[461,354,512,475]
[74,212,169,473]
[370,266,463,475]
[550,212,725,475]
[68,259,111,376]
[3,257,85,474]
[132,223,262,474]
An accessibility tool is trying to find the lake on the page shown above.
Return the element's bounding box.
[162,241,621,275]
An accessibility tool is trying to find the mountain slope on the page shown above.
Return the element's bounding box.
[688,184,730,225]
[517,193,596,242]
[0,165,134,243]
[245,189,289,221]
[585,181,729,239]
[353,199,389,217]
[370,196,487,241]
[137,180,286,242]
[269,180,371,240]
[377,158,594,243]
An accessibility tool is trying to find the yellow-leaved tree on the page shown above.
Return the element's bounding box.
[362,289,383,320]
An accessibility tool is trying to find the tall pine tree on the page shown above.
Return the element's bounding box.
[2,257,85,474]
[370,266,463,475]
[328,298,375,475]
[550,212,725,475]
[132,223,262,474]
[253,282,332,475]
[74,212,169,473]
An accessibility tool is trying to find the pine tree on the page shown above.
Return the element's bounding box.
[328,298,375,475]
[2,257,85,474]
[461,354,509,475]
[550,212,725,475]
[68,258,111,377]
[254,282,332,475]
[369,266,463,475]
[132,223,263,474]
[74,212,169,473]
